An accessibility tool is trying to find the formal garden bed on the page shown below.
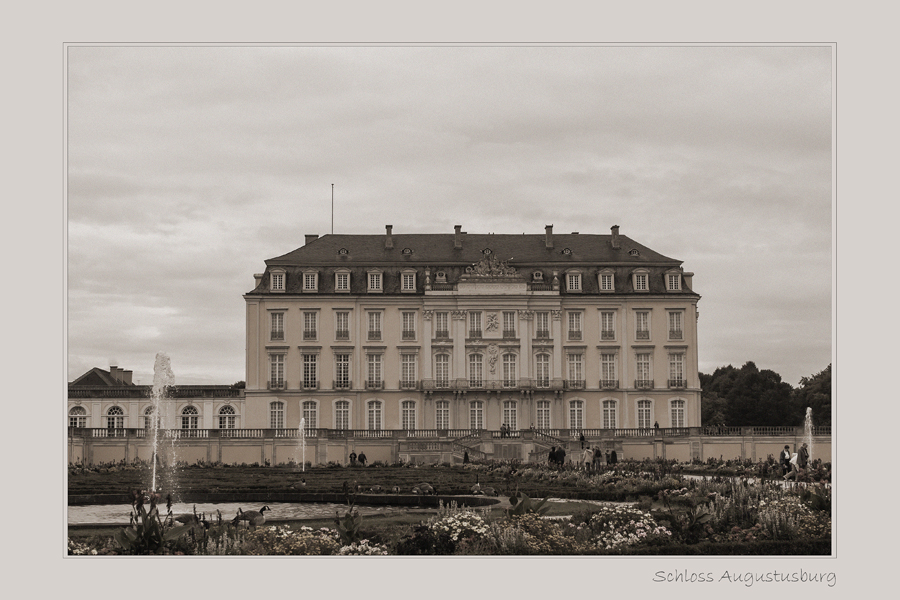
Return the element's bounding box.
[67,458,831,556]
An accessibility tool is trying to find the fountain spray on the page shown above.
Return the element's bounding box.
[150,352,174,492]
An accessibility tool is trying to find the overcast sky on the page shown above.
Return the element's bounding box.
[66,44,832,387]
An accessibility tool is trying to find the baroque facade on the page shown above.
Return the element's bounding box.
[243,225,702,439]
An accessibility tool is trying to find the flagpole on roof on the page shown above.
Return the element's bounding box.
[331,183,334,235]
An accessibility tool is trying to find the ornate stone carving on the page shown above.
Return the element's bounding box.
[551,310,563,321]
[487,343,499,374]
[451,310,467,320]
[519,310,534,321]
[486,312,499,332]
[422,310,434,320]
[465,252,518,276]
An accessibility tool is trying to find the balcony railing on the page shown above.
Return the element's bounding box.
[600,379,618,389]
[335,330,349,341]
[434,330,450,339]
[468,329,482,338]
[502,379,517,388]
[270,330,284,341]
[668,379,686,389]
[566,379,586,390]
[535,330,550,339]
[365,380,384,390]
[600,330,615,340]
[568,331,582,341]
[402,330,416,340]
[333,380,352,390]
[268,381,285,390]
[635,379,654,389]
[669,329,683,340]
[502,329,516,338]
[301,380,319,391]
[467,378,483,389]
[533,378,550,389]
[367,330,381,341]
[636,330,650,340]
[399,380,419,390]
[303,330,317,340]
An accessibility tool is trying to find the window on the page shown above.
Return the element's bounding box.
[469,311,482,338]
[535,312,550,338]
[303,311,317,340]
[142,406,159,429]
[435,400,450,430]
[536,400,551,429]
[600,353,617,388]
[670,399,686,428]
[600,311,615,340]
[566,272,582,292]
[402,311,416,340]
[668,311,684,340]
[401,400,416,430]
[503,311,516,338]
[470,401,484,430]
[271,312,284,340]
[602,400,617,429]
[569,400,584,430]
[668,353,685,388]
[367,354,383,389]
[502,354,517,387]
[402,271,416,292]
[335,311,350,341]
[367,271,383,293]
[599,270,614,292]
[69,406,87,428]
[502,400,517,430]
[270,402,284,428]
[535,353,550,388]
[566,353,584,388]
[270,270,285,291]
[302,400,317,429]
[334,354,351,389]
[568,311,582,340]
[303,271,318,292]
[218,405,236,429]
[367,400,383,431]
[335,271,350,292]
[335,400,350,430]
[181,406,199,429]
[401,353,417,389]
[269,354,285,389]
[468,353,483,388]
[435,354,450,388]
[367,311,382,341]
[636,353,652,388]
[633,271,649,292]
[435,312,449,338]
[637,400,652,429]
[667,273,681,291]
[107,406,125,429]
[302,354,318,389]
[635,310,650,340]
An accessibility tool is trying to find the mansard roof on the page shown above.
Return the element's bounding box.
[69,367,136,387]
[266,231,680,267]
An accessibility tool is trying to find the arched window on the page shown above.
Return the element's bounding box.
[367,400,383,431]
[302,400,317,429]
[470,401,484,430]
[435,400,449,430]
[670,399,686,428]
[270,401,284,429]
[335,400,350,430]
[401,400,416,430]
[69,406,87,428]
[602,400,617,429]
[637,400,652,429]
[569,400,584,430]
[535,353,550,388]
[218,405,236,429]
[502,400,517,430]
[536,400,551,429]
[106,406,124,429]
[143,406,160,430]
[181,405,199,429]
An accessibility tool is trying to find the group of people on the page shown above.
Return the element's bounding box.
[499,423,513,438]
[348,451,368,467]
[549,445,618,470]
[779,442,809,481]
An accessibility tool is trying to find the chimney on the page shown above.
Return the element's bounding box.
[253,273,263,287]
[123,370,133,385]
[454,225,462,249]
[683,271,694,289]
[385,225,393,249]
[545,225,553,249]
[110,366,120,383]
[611,225,620,249]
[305,234,318,245]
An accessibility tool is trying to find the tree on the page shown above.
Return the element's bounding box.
[791,364,831,425]
[700,362,794,426]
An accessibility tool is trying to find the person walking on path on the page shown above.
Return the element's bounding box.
[349,451,357,466]
[357,452,367,467]
[609,449,618,465]
[784,452,800,481]
[593,447,603,470]
[579,432,585,449]
[582,447,592,471]
[779,445,792,477]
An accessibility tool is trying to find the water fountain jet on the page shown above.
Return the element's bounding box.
[803,407,814,463]
[150,352,174,492]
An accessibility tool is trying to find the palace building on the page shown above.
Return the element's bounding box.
[240,225,701,459]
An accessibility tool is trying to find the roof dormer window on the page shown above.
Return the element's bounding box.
[598,268,615,293]
[270,269,285,292]
[632,269,649,292]
[367,269,383,293]
[302,270,318,292]
[666,270,682,291]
